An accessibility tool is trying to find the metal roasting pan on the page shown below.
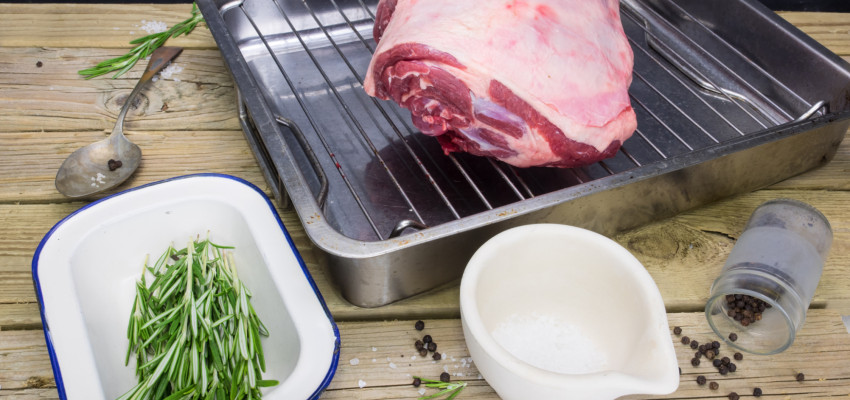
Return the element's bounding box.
[197,0,850,307]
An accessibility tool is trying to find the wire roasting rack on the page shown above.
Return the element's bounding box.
[199,0,850,306]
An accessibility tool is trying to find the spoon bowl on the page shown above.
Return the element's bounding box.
[55,46,183,197]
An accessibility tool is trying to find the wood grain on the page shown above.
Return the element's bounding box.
[2,310,847,399]
[0,4,215,49]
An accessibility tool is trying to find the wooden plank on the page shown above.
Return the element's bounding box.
[3,310,847,398]
[0,304,42,332]
[0,48,239,134]
[4,187,850,318]
[777,11,850,56]
[0,4,215,49]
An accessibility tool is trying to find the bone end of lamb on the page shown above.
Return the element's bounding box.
[364,0,636,168]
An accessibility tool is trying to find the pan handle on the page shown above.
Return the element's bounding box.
[237,89,290,208]
[274,115,329,210]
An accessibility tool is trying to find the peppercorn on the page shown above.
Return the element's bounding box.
[36,61,43,68]
[691,357,700,367]
[691,340,699,350]
[427,342,437,352]
[728,392,739,400]
[753,387,763,397]
[712,359,722,368]
[705,350,715,360]
[432,351,441,361]
[728,363,737,372]
[710,381,719,390]
[796,372,805,382]
[415,320,425,331]
[718,365,728,375]
[734,352,743,361]
[721,356,731,365]
[415,340,424,351]
[423,335,432,343]
[412,377,421,387]
[728,332,738,342]
[108,159,123,171]
[440,372,450,382]
[419,348,428,357]
[673,326,682,335]
[696,375,706,385]
[681,336,691,345]
[712,341,720,349]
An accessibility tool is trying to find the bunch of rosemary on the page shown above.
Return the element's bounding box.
[79,3,204,79]
[119,238,277,400]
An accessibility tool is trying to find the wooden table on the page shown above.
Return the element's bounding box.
[1,4,849,399]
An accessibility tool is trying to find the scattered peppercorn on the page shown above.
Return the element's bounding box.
[728,363,737,373]
[423,335,432,344]
[713,359,722,368]
[673,326,682,335]
[734,352,743,361]
[705,350,716,360]
[681,336,691,345]
[412,377,421,387]
[415,320,425,331]
[718,365,728,375]
[796,372,805,382]
[415,340,424,351]
[753,387,763,397]
[710,382,719,390]
[691,357,700,367]
[728,392,739,400]
[440,372,450,383]
[721,356,731,366]
[427,342,437,352]
[419,348,428,357]
[691,340,699,350]
[728,332,738,342]
[696,375,706,385]
[712,341,721,349]
[36,61,43,68]
[432,352,441,361]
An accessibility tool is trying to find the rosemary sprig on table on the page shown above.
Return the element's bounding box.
[119,237,278,400]
[79,2,204,79]
[415,377,468,400]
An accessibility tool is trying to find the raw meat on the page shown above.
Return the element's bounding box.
[363,0,636,168]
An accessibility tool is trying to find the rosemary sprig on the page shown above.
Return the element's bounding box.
[119,237,278,399]
[79,3,204,79]
[415,377,468,400]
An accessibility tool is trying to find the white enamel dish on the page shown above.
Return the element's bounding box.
[33,174,340,399]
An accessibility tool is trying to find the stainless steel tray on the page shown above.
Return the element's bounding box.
[198,0,850,307]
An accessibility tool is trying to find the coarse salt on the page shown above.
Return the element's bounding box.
[372,347,377,351]
[158,63,183,80]
[349,358,359,366]
[491,312,608,374]
[418,388,426,395]
[389,362,397,369]
[358,379,367,388]
[139,19,168,34]
[411,355,417,360]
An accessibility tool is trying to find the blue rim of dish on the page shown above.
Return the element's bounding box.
[31,173,341,399]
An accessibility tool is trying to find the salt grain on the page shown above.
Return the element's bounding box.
[139,19,168,34]
[371,359,376,362]
[372,347,377,351]
[418,388,426,395]
[158,63,183,80]
[358,379,367,388]
[491,312,608,374]
[389,362,397,369]
[349,358,359,366]
[411,355,417,360]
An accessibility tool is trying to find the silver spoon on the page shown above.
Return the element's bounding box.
[55,46,183,197]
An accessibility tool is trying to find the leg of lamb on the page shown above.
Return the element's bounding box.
[364,0,636,168]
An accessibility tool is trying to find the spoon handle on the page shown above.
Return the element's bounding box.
[112,46,184,135]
